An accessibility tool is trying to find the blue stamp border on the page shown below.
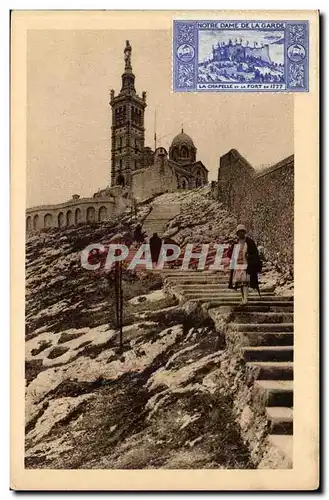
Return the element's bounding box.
[173,20,309,92]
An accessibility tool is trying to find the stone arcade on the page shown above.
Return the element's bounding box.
[26,40,208,232]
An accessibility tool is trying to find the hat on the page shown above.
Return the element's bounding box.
[236,224,246,233]
[109,232,124,242]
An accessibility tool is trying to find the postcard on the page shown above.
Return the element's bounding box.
[11,9,319,491]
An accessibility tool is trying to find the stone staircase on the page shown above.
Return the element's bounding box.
[142,202,180,237]
[162,268,294,467]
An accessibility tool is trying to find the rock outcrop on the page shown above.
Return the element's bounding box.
[25,187,293,469]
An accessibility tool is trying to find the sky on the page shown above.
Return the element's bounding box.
[27,29,293,207]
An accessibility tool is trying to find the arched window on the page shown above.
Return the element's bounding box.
[172,147,179,161]
[44,213,53,228]
[195,169,203,188]
[115,108,120,125]
[87,206,96,223]
[98,206,107,222]
[116,174,125,187]
[118,107,123,125]
[66,210,74,226]
[181,146,189,158]
[33,214,39,230]
[26,216,32,232]
[75,208,82,225]
[58,212,65,227]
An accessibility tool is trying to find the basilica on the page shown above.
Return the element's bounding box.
[26,40,208,232]
[96,40,208,199]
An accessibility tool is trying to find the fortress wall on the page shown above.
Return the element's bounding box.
[218,149,254,222]
[251,158,294,271]
[218,150,294,272]
[242,45,271,63]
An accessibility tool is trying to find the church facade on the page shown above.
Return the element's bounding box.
[26,41,208,232]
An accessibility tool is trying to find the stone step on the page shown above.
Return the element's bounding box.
[213,303,293,312]
[242,346,293,362]
[145,215,176,220]
[246,361,294,381]
[175,284,232,289]
[157,272,226,281]
[150,207,180,216]
[267,435,293,466]
[144,227,168,236]
[240,331,294,347]
[183,292,276,299]
[235,323,293,332]
[166,279,229,285]
[144,220,170,225]
[163,270,227,275]
[231,312,294,324]
[167,281,229,286]
[266,407,293,435]
[173,280,252,286]
[253,380,293,407]
[188,296,293,304]
[162,270,224,276]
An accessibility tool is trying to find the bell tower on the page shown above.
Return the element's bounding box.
[110,40,147,187]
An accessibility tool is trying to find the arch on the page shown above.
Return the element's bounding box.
[66,210,74,227]
[116,174,125,187]
[172,147,179,161]
[195,170,202,187]
[180,146,189,158]
[33,214,39,230]
[26,216,32,232]
[98,206,108,222]
[44,213,53,228]
[58,212,65,228]
[87,206,96,223]
[75,207,82,225]
[181,177,189,189]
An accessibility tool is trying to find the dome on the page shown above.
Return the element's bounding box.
[170,129,195,149]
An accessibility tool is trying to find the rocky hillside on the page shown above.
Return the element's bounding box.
[25,187,292,469]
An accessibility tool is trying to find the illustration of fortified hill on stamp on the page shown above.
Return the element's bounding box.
[173,20,309,92]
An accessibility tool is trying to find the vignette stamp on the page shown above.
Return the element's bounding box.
[173,20,309,92]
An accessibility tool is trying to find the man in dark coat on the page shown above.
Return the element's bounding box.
[149,232,163,266]
[227,224,262,300]
[133,223,146,244]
